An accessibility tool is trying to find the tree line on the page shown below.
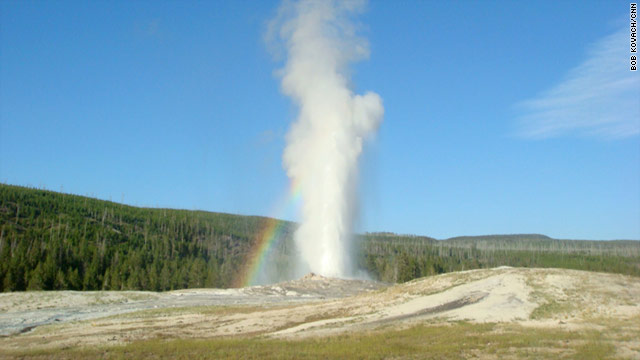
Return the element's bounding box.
[1,184,639,292]
[357,233,640,283]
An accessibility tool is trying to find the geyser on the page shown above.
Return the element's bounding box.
[272,0,383,278]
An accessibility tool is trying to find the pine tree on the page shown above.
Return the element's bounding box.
[55,269,67,289]
[27,264,45,290]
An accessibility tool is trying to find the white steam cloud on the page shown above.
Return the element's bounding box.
[271,0,383,278]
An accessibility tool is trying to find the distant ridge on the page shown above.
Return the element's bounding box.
[365,231,639,244]
[445,234,552,241]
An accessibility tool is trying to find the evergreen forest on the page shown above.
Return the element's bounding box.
[1,184,638,292]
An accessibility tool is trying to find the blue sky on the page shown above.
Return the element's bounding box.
[1,0,638,240]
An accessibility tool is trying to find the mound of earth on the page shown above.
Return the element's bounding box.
[0,273,383,338]
[1,267,638,355]
[244,273,385,298]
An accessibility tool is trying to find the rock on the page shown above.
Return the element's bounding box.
[300,272,327,281]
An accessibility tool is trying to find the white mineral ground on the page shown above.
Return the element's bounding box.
[0,267,639,355]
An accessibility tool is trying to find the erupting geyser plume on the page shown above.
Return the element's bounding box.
[272,0,383,278]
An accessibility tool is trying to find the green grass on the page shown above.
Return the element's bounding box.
[3,322,619,360]
[530,299,575,320]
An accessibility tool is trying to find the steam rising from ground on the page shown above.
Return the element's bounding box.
[271,0,383,278]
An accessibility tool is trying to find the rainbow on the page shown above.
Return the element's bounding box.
[233,180,302,287]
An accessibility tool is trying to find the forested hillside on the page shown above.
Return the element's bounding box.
[1,184,639,292]
[359,233,640,283]
[0,184,291,291]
